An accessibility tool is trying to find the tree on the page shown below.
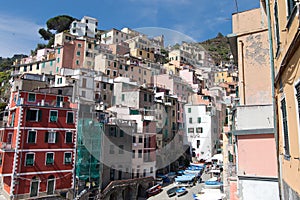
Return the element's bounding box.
[46,15,76,33]
[35,15,77,52]
[38,29,53,41]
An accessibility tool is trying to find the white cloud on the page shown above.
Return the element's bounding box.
[0,14,44,58]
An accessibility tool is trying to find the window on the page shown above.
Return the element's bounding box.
[76,51,80,56]
[119,65,122,70]
[82,91,86,98]
[49,110,58,122]
[25,153,34,166]
[119,145,124,154]
[28,93,36,102]
[65,132,73,143]
[7,133,12,144]
[296,83,300,153]
[36,63,39,70]
[198,117,201,123]
[189,118,192,123]
[197,140,200,148]
[82,78,87,88]
[132,150,135,158]
[188,128,194,133]
[125,65,128,71]
[281,98,290,157]
[46,153,54,165]
[64,152,72,164]
[26,109,41,122]
[110,168,115,181]
[138,150,142,158]
[0,153,2,166]
[120,130,124,137]
[103,83,107,89]
[67,112,74,124]
[78,43,82,48]
[45,132,57,143]
[110,84,113,90]
[144,93,147,101]
[274,1,280,55]
[139,136,143,143]
[196,127,203,133]
[107,70,110,75]
[27,130,36,143]
[287,0,296,17]
[188,108,191,113]
[133,136,136,143]
[122,94,125,101]
[76,60,79,65]
[57,58,60,63]
[109,145,114,154]
[113,71,117,76]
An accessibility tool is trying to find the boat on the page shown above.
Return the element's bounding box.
[145,184,162,198]
[192,189,226,200]
[204,177,223,189]
[166,186,178,197]
[176,187,188,197]
[174,174,196,187]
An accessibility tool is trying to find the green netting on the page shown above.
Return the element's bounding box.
[76,118,103,181]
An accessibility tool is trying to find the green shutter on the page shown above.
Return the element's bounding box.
[66,132,72,143]
[55,132,59,143]
[26,110,31,121]
[45,132,49,143]
[38,110,42,121]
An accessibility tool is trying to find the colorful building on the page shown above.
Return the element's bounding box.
[227,2,279,199]
[0,79,77,199]
[268,0,300,198]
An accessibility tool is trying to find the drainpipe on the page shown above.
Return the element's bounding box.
[265,0,283,199]
[238,40,246,105]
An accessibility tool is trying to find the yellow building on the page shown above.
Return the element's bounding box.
[214,70,238,84]
[268,0,300,199]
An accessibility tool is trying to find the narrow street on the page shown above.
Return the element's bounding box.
[147,172,212,200]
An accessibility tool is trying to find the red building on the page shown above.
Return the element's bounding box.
[0,87,77,199]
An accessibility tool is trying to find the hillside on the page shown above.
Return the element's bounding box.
[199,33,231,65]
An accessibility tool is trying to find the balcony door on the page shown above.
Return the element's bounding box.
[47,175,55,195]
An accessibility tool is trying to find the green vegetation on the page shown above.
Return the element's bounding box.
[199,32,231,65]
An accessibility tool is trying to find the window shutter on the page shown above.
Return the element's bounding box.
[45,132,49,143]
[26,110,31,121]
[38,110,42,121]
[56,132,59,143]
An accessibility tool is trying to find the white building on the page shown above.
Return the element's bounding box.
[70,16,98,38]
[101,28,130,45]
[185,104,218,161]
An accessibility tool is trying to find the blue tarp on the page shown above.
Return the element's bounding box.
[175,174,196,182]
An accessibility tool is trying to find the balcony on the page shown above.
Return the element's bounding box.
[0,142,13,151]
[143,115,154,121]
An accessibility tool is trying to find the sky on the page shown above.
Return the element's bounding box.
[0,0,259,58]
